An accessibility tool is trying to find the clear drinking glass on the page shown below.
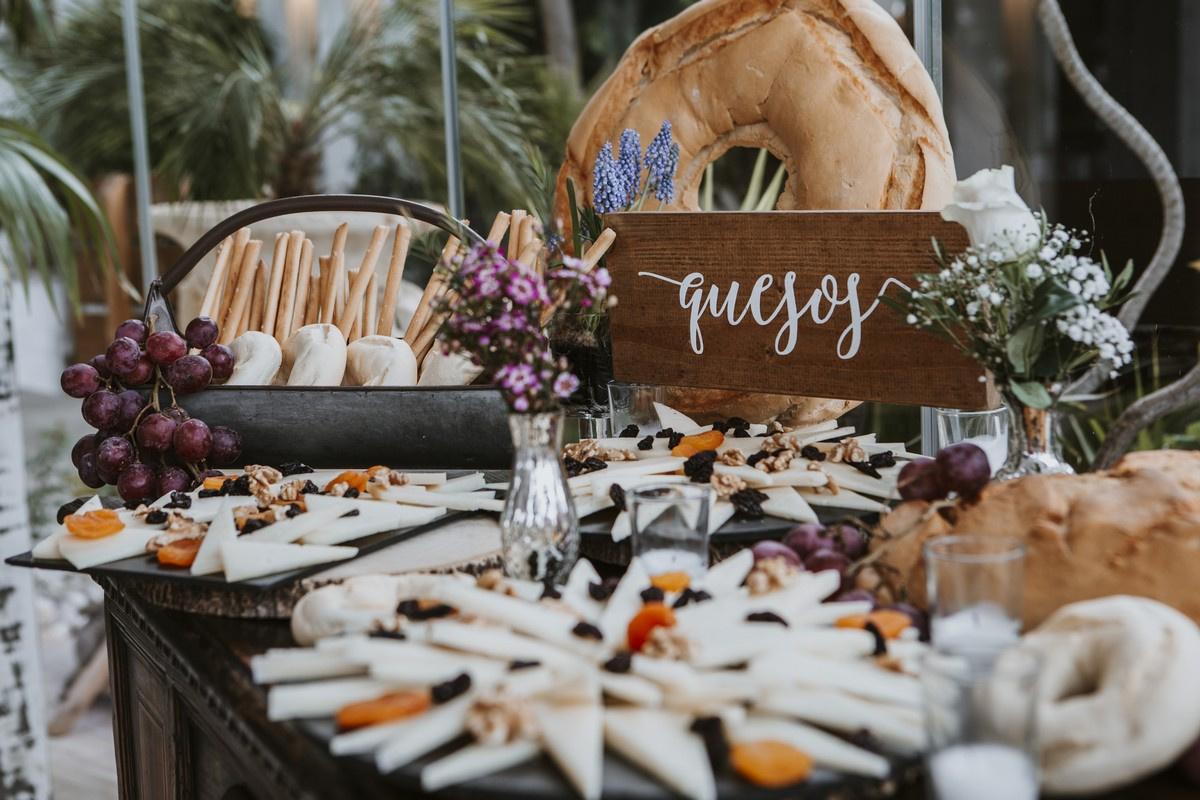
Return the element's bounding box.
[500,412,578,583]
[607,381,666,436]
[925,535,1025,654]
[922,648,1040,800]
[630,484,712,581]
[935,406,1009,476]
[567,408,610,440]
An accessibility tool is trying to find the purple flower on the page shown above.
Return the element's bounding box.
[553,371,580,398]
[617,128,642,205]
[592,142,628,214]
[507,274,538,305]
[645,121,678,204]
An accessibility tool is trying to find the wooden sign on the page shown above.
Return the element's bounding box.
[604,211,994,409]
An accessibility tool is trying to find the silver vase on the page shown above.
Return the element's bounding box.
[996,399,1074,479]
[500,412,578,582]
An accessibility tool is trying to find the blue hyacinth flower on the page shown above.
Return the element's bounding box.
[617,128,641,205]
[592,141,628,214]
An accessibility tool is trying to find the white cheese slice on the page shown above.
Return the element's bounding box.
[759,487,819,523]
[536,702,603,800]
[572,493,615,519]
[432,581,595,654]
[221,541,356,582]
[567,457,684,491]
[250,647,364,684]
[426,620,589,672]
[604,709,716,800]
[191,498,237,576]
[589,471,687,500]
[610,510,632,542]
[799,488,889,513]
[560,558,603,620]
[706,499,736,534]
[298,498,445,545]
[379,486,504,512]
[374,697,473,773]
[674,570,839,634]
[153,492,257,522]
[768,468,829,489]
[700,549,752,596]
[598,558,648,645]
[732,715,891,779]
[712,463,773,487]
[58,525,157,570]
[794,601,874,626]
[332,694,471,758]
[421,741,540,792]
[755,690,924,752]
[266,677,394,720]
[238,506,348,544]
[818,461,901,498]
[749,652,922,708]
[430,473,485,493]
[654,401,700,434]
[599,671,663,707]
[34,495,102,559]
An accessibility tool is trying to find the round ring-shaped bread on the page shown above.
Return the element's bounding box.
[556,0,956,424]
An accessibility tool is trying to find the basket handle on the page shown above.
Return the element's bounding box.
[143,193,482,334]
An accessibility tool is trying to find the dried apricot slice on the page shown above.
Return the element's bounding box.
[680,430,725,452]
[627,602,676,652]
[835,609,913,639]
[649,571,691,594]
[157,538,202,567]
[670,442,699,458]
[324,470,368,493]
[730,740,812,787]
[65,509,124,539]
[336,690,431,730]
[202,475,228,491]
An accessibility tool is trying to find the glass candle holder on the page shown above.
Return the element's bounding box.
[922,647,1040,800]
[607,381,666,437]
[630,484,712,582]
[935,406,1009,476]
[925,535,1025,655]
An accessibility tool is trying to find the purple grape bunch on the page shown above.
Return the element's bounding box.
[897,442,991,502]
[749,520,873,596]
[60,315,241,502]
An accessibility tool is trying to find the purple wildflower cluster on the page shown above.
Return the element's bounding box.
[435,243,610,413]
[591,120,679,213]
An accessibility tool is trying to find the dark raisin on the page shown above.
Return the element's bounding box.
[655,427,675,440]
[603,652,632,673]
[689,716,730,770]
[731,488,768,518]
[509,659,540,671]
[683,450,718,482]
[563,457,584,477]
[300,480,319,494]
[369,629,406,640]
[340,509,360,518]
[164,491,192,510]
[240,518,268,535]
[431,672,472,704]
[230,475,253,495]
[123,498,142,510]
[640,587,665,604]
[285,504,303,518]
[846,459,883,479]
[636,436,654,451]
[668,430,685,449]
[56,497,89,524]
[746,611,789,626]
[396,600,455,620]
[198,489,220,498]
[672,587,712,609]
[711,420,729,434]
[343,487,360,498]
[746,451,770,468]
[608,483,627,513]
[571,621,603,640]
[864,621,888,656]
[278,461,314,477]
[144,509,168,526]
[540,582,562,600]
[588,581,612,602]
[731,427,751,438]
[727,417,749,428]
[801,445,826,461]
[618,424,640,438]
[582,457,607,473]
[847,729,885,754]
[869,451,897,469]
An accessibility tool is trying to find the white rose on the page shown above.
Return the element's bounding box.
[941,165,1040,254]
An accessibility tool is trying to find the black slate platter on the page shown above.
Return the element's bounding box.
[297,717,919,799]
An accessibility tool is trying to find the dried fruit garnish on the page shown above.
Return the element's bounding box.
[845,459,882,479]
[649,571,690,593]
[730,740,813,787]
[836,609,912,639]
[202,476,227,491]
[324,470,368,494]
[668,430,685,449]
[602,652,632,673]
[163,491,192,510]
[508,659,540,671]
[655,427,676,439]
[864,621,888,656]
[336,690,431,730]
[540,582,562,600]
[144,509,168,526]
[672,587,712,608]
[563,457,608,478]
[300,480,320,494]
[636,436,654,451]
[571,621,604,640]
[683,450,718,482]
[746,611,789,627]
[588,577,619,601]
[746,450,770,468]
[869,451,897,469]
[618,424,640,438]
[639,586,665,604]
[800,445,825,461]
[65,509,124,539]
[731,488,769,518]
[285,504,303,518]
[240,518,268,535]
[156,537,201,567]
[690,716,730,770]
[731,428,751,438]
[278,461,314,476]
[369,629,407,640]
[396,599,456,620]
[608,483,627,513]
[431,672,472,704]
[627,603,676,652]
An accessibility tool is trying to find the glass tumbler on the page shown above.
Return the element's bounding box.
[925,535,1025,655]
[935,406,1009,476]
[630,484,712,582]
[607,381,666,437]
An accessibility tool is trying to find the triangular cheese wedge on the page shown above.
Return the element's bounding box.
[536,702,603,800]
[759,487,819,523]
[799,488,889,513]
[299,500,445,545]
[34,495,102,559]
[421,741,540,792]
[599,558,648,644]
[336,694,471,760]
[267,677,393,720]
[191,498,236,575]
[701,548,752,596]
[755,690,923,753]
[732,715,890,778]
[653,401,700,434]
[604,709,715,800]
[250,647,364,684]
[239,505,348,544]
[431,473,486,493]
[58,525,157,570]
[221,541,355,582]
[379,485,504,512]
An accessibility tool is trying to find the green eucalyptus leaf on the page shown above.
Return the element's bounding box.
[1005,321,1043,373]
[1008,380,1052,409]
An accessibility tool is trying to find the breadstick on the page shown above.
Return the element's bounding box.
[248,259,267,332]
[218,239,262,345]
[218,227,251,324]
[320,250,343,325]
[517,237,541,269]
[364,272,378,340]
[290,239,313,335]
[337,224,389,339]
[199,236,234,319]
[485,212,511,245]
[582,228,616,270]
[303,274,320,326]
[519,214,535,256]
[262,232,289,337]
[404,233,461,341]
[274,230,305,343]
[331,222,349,260]
[237,259,264,337]
[317,256,331,323]
[376,223,411,337]
[507,209,526,259]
